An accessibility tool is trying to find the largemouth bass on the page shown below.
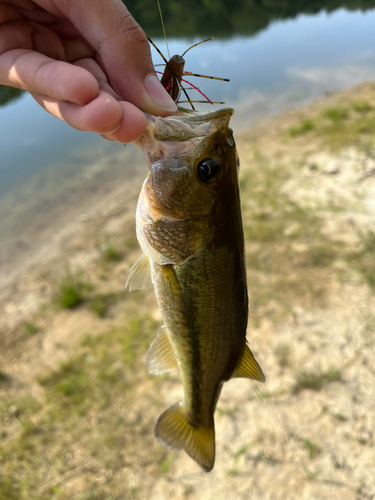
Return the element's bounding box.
[127,108,264,472]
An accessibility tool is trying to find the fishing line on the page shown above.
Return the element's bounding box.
[156,0,170,60]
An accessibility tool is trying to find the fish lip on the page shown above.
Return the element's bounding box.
[143,108,234,143]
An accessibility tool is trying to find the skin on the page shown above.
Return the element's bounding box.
[0,0,177,143]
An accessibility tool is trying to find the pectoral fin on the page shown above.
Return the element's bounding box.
[232,344,265,382]
[146,326,178,375]
[125,253,152,291]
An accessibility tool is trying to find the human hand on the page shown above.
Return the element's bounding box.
[0,0,177,142]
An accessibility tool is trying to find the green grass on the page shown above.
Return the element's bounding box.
[101,242,122,261]
[345,230,375,289]
[88,291,128,318]
[0,475,22,500]
[303,438,321,459]
[352,101,372,114]
[0,367,8,383]
[90,295,107,318]
[285,100,375,151]
[322,106,349,123]
[56,272,93,309]
[302,244,339,267]
[289,119,315,137]
[314,103,375,150]
[302,464,320,480]
[228,442,254,475]
[293,368,342,393]
[24,322,39,337]
[332,413,347,422]
[160,452,176,474]
[323,369,342,382]
[274,343,291,368]
[294,370,323,392]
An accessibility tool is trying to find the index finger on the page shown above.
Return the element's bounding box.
[0,48,99,104]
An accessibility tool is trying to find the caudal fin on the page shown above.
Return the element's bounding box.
[155,403,215,472]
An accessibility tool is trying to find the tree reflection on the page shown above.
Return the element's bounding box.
[0,86,24,108]
[125,0,375,38]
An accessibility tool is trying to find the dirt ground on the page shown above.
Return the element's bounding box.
[1,82,375,500]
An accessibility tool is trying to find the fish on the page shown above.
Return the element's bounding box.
[126,107,265,472]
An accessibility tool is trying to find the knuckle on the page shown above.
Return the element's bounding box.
[120,14,147,45]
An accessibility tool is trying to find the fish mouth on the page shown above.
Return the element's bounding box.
[145,108,234,143]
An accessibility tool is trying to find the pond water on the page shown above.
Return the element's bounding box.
[1,3,375,274]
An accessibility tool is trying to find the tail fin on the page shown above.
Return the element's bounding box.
[155,403,215,472]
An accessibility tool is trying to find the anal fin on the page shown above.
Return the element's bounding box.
[232,343,265,382]
[146,326,178,375]
[125,253,152,291]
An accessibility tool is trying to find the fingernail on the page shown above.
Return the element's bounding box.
[144,74,177,112]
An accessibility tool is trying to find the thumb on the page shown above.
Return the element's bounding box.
[63,0,177,115]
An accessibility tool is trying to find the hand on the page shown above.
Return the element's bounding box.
[0,0,177,142]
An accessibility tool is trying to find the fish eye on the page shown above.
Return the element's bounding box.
[197,159,220,183]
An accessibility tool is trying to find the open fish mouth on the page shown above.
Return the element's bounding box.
[152,108,234,142]
[140,108,235,164]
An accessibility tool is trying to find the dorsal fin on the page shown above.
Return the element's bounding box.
[231,344,265,382]
[146,326,178,375]
[125,253,152,291]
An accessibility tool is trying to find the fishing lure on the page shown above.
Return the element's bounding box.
[149,0,229,110]
[149,36,229,110]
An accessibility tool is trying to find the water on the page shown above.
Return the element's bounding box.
[2,7,375,191]
[1,4,375,274]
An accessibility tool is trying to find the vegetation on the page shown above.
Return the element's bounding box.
[345,230,375,289]
[56,272,93,309]
[352,101,373,113]
[322,106,349,123]
[100,243,122,262]
[287,99,375,151]
[0,85,24,107]
[90,295,107,318]
[274,343,291,368]
[123,0,375,38]
[24,322,39,338]
[302,438,321,459]
[289,119,315,137]
[0,368,8,383]
[293,368,342,393]
[0,475,22,500]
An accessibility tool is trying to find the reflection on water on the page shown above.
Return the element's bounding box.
[0,86,23,108]
[125,0,375,37]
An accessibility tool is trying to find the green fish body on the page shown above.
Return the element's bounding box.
[127,108,264,472]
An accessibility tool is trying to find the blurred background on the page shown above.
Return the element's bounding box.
[1,1,375,499]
